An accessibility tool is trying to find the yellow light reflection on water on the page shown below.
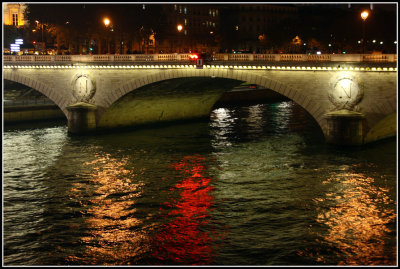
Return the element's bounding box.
[66,154,149,265]
[310,165,396,265]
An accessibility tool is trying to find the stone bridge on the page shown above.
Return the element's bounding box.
[3,54,397,145]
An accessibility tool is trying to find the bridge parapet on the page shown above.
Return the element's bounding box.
[3,53,397,64]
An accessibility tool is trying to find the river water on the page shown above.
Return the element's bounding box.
[3,101,397,266]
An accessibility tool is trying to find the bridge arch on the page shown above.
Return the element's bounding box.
[3,72,68,117]
[99,69,327,135]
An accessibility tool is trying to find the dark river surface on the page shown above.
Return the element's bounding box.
[3,101,397,266]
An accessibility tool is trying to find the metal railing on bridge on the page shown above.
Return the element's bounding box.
[3,53,397,63]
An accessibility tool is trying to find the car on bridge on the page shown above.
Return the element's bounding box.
[189,53,212,63]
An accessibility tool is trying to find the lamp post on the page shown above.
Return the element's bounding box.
[103,18,111,54]
[361,10,369,54]
[177,24,183,53]
[35,20,44,52]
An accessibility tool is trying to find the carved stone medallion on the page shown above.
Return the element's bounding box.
[328,74,363,111]
[72,73,96,103]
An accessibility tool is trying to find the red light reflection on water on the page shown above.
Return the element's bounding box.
[151,154,218,265]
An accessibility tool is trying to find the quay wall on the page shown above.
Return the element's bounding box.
[4,104,66,123]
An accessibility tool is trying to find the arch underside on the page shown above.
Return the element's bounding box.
[100,70,328,135]
[3,72,68,117]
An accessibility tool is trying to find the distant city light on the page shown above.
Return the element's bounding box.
[10,44,20,52]
[10,39,23,52]
[380,41,383,44]
[316,51,321,55]
[372,40,376,43]
[394,41,397,44]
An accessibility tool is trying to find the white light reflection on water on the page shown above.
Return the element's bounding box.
[209,107,236,148]
[276,101,292,130]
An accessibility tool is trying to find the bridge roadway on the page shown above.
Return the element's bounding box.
[3,54,397,145]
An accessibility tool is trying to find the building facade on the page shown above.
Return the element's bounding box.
[157,4,221,53]
[219,4,298,53]
[3,3,28,27]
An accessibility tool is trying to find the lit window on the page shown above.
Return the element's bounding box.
[184,7,187,14]
[235,25,239,31]
[184,19,187,25]
[174,4,177,10]
[12,13,18,26]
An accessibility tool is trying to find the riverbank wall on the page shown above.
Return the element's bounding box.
[3,104,66,123]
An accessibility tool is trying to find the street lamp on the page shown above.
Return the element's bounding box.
[177,24,183,53]
[103,18,111,54]
[34,20,45,53]
[103,18,124,54]
[361,10,369,54]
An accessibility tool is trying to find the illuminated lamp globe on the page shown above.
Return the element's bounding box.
[361,11,369,21]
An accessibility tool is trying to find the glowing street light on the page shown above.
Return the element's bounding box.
[104,18,110,26]
[361,10,369,21]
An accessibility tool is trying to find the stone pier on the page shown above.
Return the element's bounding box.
[66,102,97,134]
[325,110,365,146]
